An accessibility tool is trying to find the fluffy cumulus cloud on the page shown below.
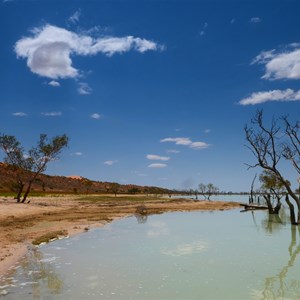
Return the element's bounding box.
[239,88,300,105]
[253,45,300,80]
[15,24,162,80]
[160,137,210,150]
[148,163,167,168]
[146,154,170,161]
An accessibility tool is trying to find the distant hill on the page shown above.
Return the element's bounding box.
[0,163,172,195]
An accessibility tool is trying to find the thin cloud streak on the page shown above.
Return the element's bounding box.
[41,112,62,116]
[148,163,167,168]
[239,88,300,105]
[160,137,210,150]
[12,112,27,117]
[146,154,170,161]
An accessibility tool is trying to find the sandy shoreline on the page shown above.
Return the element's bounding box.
[0,195,240,278]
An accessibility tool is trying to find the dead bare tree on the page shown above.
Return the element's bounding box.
[245,110,300,225]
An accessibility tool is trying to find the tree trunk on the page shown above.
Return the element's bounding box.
[16,183,24,202]
[263,194,274,214]
[273,202,282,214]
[285,194,297,225]
[22,181,32,203]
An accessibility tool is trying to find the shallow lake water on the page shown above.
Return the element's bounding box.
[1,208,300,299]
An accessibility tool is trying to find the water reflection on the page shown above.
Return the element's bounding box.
[1,246,63,299]
[253,213,300,299]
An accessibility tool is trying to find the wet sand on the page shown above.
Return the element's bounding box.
[0,195,240,277]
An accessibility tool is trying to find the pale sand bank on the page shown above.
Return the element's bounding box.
[0,195,240,277]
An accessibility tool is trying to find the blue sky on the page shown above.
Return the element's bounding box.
[1,0,300,192]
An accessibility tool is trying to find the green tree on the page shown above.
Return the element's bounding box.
[110,183,120,197]
[259,170,289,214]
[0,133,69,202]
[198,183,219,200]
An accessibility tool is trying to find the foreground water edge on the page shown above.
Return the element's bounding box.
[1,208,300,299]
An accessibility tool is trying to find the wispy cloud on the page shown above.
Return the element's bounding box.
[78,82,92,95]
[250,17,261,23]
[253,45,300,80]
[148,163,167,168]
[41,111,62,116]
[90,113,103,119]
[160,137,210,150]
[239,88,300,105]
[204,129,211,134]
[71,152,83,156]
[15,24,163,80]
[146,154,170,161]
[199,22,208,36]
[12,112,27,117]
[68,9,81,25]
[166,149,180,154]
[104,160,117,166]
[48,80,60,87]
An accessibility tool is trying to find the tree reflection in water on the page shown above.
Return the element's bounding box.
[252,211,300,299]
[2,246,64,299]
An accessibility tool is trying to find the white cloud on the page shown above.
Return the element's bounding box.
[78,82,92,95]
[71,152,83,156]
[146,154,170,161]
[104,160,117,165]
[68,9,81,24]
[12,112,27,117]
[160,137,210,150]
[253,46,300,80]
[90,113,103,119]
[239,88,300,105]
[250,17,261,23]
[48,80,60,87]
[204,129,211,134]
[166,149,180,154]
[41,111,62,116]
[15,24,162,80]
[148,163,167,168]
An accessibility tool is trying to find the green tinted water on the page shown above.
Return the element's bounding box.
[1,209,300,299]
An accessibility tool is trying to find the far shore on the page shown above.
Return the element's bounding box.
[0,194,240,278]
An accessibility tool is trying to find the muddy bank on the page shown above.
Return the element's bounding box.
[0,195,240,277]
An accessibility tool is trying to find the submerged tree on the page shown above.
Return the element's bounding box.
[198,183,219,200]
[245,110,300,224]
[0,133,69,203]
[259,170,289,214]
